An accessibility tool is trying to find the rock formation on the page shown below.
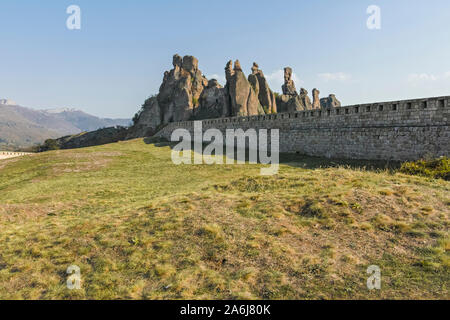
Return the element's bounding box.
[127,96,161,138]
[282,67,297,96]
[128,55,343,141]
[320,94,342,109]
[312,88,320,109]
[225,60,234,83]
[276,67,304,113]
[248,63,277,114]
[195,79,229,120]
[127,54,210,139]
[226,60,264,117]
[157,54,208,124]
[299,88,313,110]
[129,55,276,139]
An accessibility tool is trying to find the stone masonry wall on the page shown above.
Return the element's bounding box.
[155,96,450,161]
[0,152,33,160]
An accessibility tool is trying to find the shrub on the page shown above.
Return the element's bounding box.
[399,157,449,180]
[39,139,60,152]
[132,111,141,125]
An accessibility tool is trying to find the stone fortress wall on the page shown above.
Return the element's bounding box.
[0,151,33,160]
[155,95,450,161]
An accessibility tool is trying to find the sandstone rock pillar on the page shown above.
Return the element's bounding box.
[312,88,320,109]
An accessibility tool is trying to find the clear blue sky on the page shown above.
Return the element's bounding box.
[1,0,450,118]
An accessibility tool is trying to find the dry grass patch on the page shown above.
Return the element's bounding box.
[0,139,448,299]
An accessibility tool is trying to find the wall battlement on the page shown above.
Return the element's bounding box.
[155,95,450,161]
[0,152,33,160]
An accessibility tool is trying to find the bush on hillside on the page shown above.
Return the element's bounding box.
[38,139,60,152]
[399,157,449,180]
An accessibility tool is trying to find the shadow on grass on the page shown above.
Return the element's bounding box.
[143,136,401,172]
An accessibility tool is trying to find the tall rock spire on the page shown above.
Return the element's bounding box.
[248,62,277,114]
[282,67,298,96]
[225,60,264,116]
[312,88,321,109]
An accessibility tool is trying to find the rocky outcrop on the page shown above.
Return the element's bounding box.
[276,67,304,113]
[158,54,208,124]
[226,60,264,116]
[248,63,277,114]
[312,88,320,109]
[194,79,229,120]
[320,94,342,109]
[299,88,312,110]
[128,55,343,141]
[40,126,128,151]
[276,94,304,113]
[128,54,210,139]
[129,55,272,139]
[127,96,162,138]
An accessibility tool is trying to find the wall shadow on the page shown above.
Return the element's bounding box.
[143,137,401,171]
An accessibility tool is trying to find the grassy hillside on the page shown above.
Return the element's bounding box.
[0,139,448,299]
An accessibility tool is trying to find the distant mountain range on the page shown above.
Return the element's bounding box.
[0,99,131,150]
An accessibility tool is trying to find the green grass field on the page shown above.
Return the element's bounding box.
[0,139,448,299]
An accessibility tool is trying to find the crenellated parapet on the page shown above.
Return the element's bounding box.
[155,95,450,161]
[0,151,33,160]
